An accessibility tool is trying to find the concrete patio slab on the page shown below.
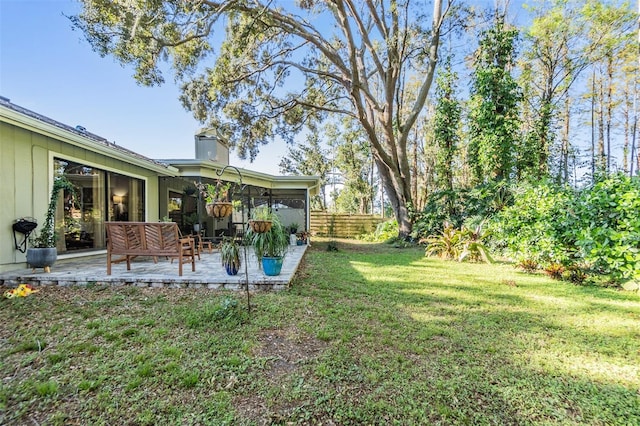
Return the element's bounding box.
[0,245,308,291]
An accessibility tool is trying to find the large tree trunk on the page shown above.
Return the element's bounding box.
[375,156,412,238]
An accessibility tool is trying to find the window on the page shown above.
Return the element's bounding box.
[54,158,145,252]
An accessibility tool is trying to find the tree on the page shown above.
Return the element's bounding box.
[433,57,461,192]
[468,15,521,184]
[327,120,374,214]
[72,0,450,238]
[279,133,331,210]
[583,0,636,178]
[520,0,635,182]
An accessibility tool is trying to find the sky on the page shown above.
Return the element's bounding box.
[0,0,288,175]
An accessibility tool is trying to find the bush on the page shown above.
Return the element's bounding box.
[412,181,512,240]
[422,222,493,263]
[488,181,574,265]
[358,219,398,242]
[563,173,640,282]
[489,174,640,285]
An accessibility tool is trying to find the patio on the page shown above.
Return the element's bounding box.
[0,244,308,291]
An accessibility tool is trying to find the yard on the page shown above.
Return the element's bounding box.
[1,239,639,425]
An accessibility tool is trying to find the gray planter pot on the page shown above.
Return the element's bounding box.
[26,247,57,272]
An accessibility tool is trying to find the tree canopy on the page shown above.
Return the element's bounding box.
[72,0,449,238]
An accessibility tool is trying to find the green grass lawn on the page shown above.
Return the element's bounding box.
[1,239,639,425]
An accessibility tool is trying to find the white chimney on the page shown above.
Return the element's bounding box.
[194,128,229,164]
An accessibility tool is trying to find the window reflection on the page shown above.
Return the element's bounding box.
[54,158,145,252]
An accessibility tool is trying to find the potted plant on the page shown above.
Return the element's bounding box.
[27,176,76,272]
[288,223,299,245]
[196,180,233,218]
[220,236,241,275]
[183,212,200,233]
[245,213,289,276]
[296,231,308,245]
[248,206,273,233]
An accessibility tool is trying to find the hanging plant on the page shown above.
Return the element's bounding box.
[248,206,273,233]
[196,180,233,218]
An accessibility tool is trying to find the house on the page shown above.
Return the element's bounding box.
[0,97,319,273]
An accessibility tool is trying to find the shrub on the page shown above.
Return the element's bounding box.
[543,263,565,280]
[422,222,462,260]
[516,259,539,273]
[488,181,574,265]
[563,173,640,282]
[422,222,492,263]
[412,181,512,240]
[561,264,589,285]
[358,219,398,242]
[489,174,640,285]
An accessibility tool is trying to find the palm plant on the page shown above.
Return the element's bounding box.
[422,221,493,264]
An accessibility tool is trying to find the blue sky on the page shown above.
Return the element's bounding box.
[0,0,287,174]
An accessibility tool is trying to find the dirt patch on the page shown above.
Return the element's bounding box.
[254,326,327,380]
[234,327,328,424]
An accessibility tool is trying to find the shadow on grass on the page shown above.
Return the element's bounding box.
[284,239,640,424]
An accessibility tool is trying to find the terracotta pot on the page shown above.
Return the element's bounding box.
[205,202,233,218]
[249,220,273,233]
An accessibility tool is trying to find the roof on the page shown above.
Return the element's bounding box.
[0,96,319,193]
[160,159,322,196]
[0,96,178,176]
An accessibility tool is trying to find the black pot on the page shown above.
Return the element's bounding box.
[26,247,57,272]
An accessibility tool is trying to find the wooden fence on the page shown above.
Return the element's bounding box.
[309,211,385,238]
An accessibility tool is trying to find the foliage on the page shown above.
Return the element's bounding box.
[33,176,77,248]
[412,181,513,240]
[287,223,299,235]
[468,16,522,183]
[458,223,494,264]
[220,237,241,270]
[327,119,375,214]
[433,57,462,192]
[543,263,565,280]
[249,206,272,222]
[516,259,540,273]
[245,212,289,262]
[182,212,198,228]
[72,0,449,239]
[423,222,493,264]
[279,132,332,210]
[488,180,573,265]
[195,180,231,203]
[422,222,462,260]
[563,173,640,282]
[561,263,589,285]
[358,219,398,243]
[489,174,640,285]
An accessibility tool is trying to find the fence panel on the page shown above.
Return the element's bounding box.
[309,211,385,238]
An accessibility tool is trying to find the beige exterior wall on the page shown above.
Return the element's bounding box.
[0,121,164,273]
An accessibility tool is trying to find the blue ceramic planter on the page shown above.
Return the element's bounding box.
[225,263,239,276]
[262,256,283,276]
